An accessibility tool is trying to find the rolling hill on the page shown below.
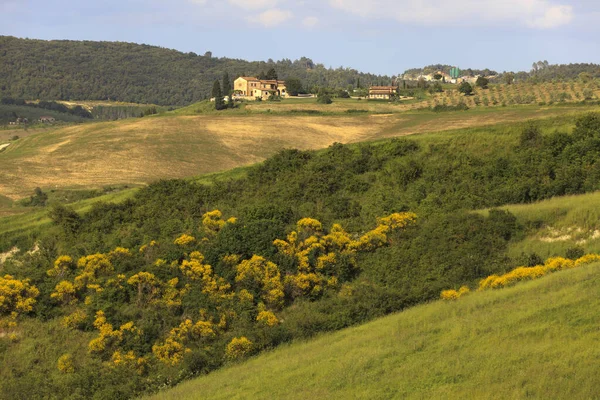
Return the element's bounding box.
[1,102,598,201]
[2,103,600,399]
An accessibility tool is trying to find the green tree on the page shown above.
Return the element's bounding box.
[458,81,473,96]
[317,92,333,104]
[29,187,48,207]
[285,77,303,96]
[475,76,489,89]
[222,72,234,108]
[503,72,515,85]
[266,68,278,80]
[212,80,224,110]
[222,72,231,95]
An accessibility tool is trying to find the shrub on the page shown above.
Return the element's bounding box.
[566,246,585,260]
[317,94,332,104]
[226,337,253,359]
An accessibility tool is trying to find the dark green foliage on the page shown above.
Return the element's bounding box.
[566,246,585,260]
[520,122,543,147]
[143,106,158,116]
[48,204,82,235]
[266,68,278,80]
[317,93,332,104]
[458,81,473,96]
[222,72,232,95]
[284,77,303,96]
[476,76,489,89]
[22,187,48,207]
[431,103,469,112]
[212,80,224,110]
[0,36,391,106]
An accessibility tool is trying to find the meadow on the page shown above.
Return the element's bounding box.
[146,261,600,400]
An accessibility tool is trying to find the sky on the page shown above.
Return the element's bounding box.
[1,0,599,76]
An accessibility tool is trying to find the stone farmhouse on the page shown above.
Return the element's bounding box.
[368,86,399,100]
[233,77,288,100]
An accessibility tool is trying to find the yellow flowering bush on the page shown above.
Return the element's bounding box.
[61,309,87,329]
[110,350,147,374]
[574,253,600,266]
[235,255,284,309]
[297,217,323,232]
[377,212,418,230]
[47,255,74,278]
[202,210,226,233]
[88,311,141,356]
[127,272,161,304]
[256,310,279,326]
[440,286,470,300]
[74,254,114,290]
[108,247,131,259]
[475,253,600,292]
[57,354,75,373]
[174,234,196,246]
[50,280,78,305]
[225,336,253,359]
[152,337,190,366]
[0,274,39,327]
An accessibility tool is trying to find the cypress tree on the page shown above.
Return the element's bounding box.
[212,80,224,110]
[222,72,231,95]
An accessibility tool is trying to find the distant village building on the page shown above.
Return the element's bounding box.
[233,77,288,100]
[368,86,398,100]
[39,116,56,123]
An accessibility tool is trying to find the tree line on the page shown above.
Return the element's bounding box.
[0,36,390,106]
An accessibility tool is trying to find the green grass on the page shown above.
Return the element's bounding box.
[0,188,138,251]
[493,191,600,259]
[476,190,600,259]
[146,262,600,400]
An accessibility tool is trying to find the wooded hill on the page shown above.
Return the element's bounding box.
[0,36,390,106]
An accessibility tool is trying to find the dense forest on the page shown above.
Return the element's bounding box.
[0,36,390,106]
[2,113,600,398]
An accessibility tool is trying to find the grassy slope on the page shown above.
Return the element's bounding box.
[147,262,600,400]
[1,102,598,200]
[494,191,600,258]
[0,189,138,249]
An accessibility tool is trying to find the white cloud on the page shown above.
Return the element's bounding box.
[302,16,319,28]
[329,0,574,29]
[229,0,279,10]
[527,5,573,28]
[247,8,292,27]
[187,0,207,4]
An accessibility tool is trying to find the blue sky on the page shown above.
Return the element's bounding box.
[1,0,599,75]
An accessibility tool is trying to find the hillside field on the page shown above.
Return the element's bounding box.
[147,262,600,400]
[1,103,599,200]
